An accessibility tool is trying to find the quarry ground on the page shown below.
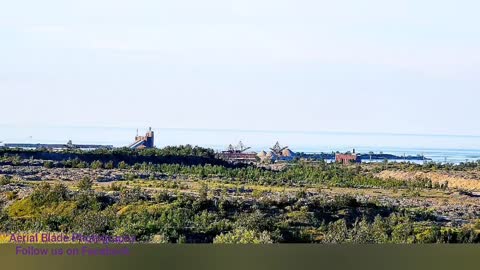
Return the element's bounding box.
[2,162,480,227]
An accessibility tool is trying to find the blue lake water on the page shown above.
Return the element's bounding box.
[1,125,480,164]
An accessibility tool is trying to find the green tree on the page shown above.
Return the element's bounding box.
[416,226,441,244]
[371,215,390,243]
[324,219,349,243]
[91,160,103,170]
[31,182,53,206]
[77,177,93,192]
[391,222,414,244]
[118,161,128,169]
[49,183,69,202]
[350,217,374,243]
[105,161,114,169]
[199,183,208,202]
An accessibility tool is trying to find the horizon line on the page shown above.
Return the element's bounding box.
[2,123,480,139]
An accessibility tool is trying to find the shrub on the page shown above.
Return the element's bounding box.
[43,160,54,168]
[72,209,115,234]
[11,155,21,166]
[176,235,187,244]
[151,234,169,243]
[295,189,307,199]
[119,186,144,204]
[5,191,17,200]
[75,193,100,211]
[0,176,11,186]
[333,194,359,208]
[76,161,88,168]
[109,182,122,191]
[234,210,274,231]
[213,229,273,244]
[30,182,69,206]
[155,191,170,203]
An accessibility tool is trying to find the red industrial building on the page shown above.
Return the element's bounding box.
[218,141,258,163]
[335,149,361,164]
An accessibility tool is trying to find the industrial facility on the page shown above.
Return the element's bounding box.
[1,127,365,165]
[0,128,155,151]
[218,141,257,163]
[128,128,155,149]
[335,149,361,164]
[257,142,296,162]
[0,140,113,150]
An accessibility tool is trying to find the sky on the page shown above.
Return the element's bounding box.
[1,0,480,137]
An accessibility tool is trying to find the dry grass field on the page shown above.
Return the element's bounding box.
[377,170,480,191]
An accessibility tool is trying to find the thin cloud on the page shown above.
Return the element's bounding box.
[24,25,68,34]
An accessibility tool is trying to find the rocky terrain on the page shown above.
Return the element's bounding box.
[2,161,480,228]
[0,165,167,182]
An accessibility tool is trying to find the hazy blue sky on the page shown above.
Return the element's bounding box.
[1,0,479,135]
